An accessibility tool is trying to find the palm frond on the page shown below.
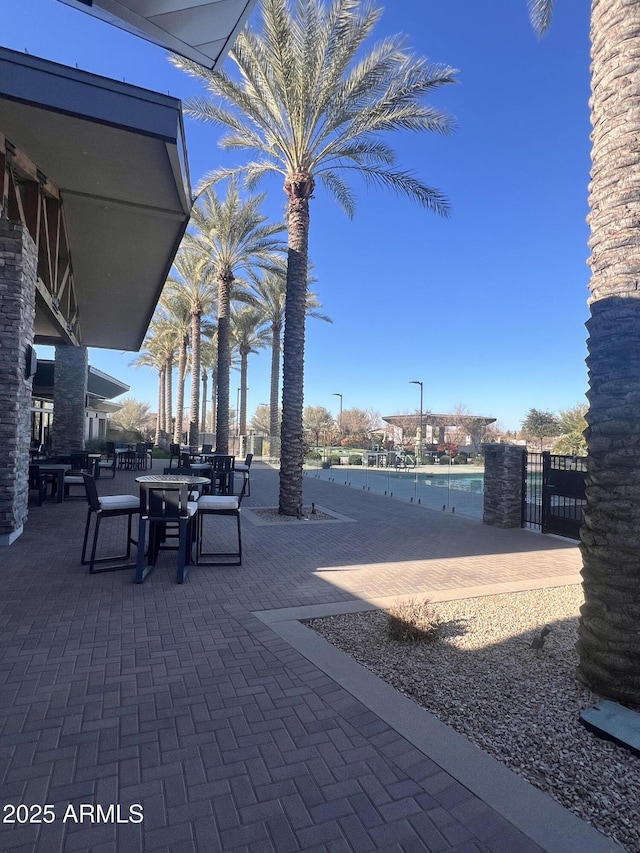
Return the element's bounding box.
[528,0,553,36]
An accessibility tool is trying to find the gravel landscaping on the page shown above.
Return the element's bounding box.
[307,585,639,852]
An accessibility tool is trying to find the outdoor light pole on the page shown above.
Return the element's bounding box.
[332,393,343,439]
[409,380,423,464]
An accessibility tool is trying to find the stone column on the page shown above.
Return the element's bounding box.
[482,443,526,528]
[52,344,88,455]
[0,220,37,546]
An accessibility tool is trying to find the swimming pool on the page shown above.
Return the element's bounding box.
[307,467,485,517]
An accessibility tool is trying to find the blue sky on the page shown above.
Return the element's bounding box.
[4,0,591,432]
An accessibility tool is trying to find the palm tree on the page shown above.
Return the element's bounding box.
[250,270,331,457]
[131,316,179,447]
[527,1,640,701]
[188,181,285,453]
[158,279,193,445]
[173,0,456,513]
[129,328,166,445]
[231,306,271,439]
[199,333,218,433]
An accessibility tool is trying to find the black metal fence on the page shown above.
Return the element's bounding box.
[523,451,587,540]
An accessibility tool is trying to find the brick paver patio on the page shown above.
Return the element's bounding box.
[0,460,620,852]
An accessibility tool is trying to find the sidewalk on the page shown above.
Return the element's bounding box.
[0,460,619,852]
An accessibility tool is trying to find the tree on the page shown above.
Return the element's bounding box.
[552,403,588,456]
[520,408,561,451]
[250,403,272,436]
[340,408,380,448]
[173,0,455,514]
[527,0,640,705]
[188,181,285,453]
[249,269,331,457]
[303,405,336,448]
[158,276,194,444]
[231,306,270,436]
[110,398,151,434]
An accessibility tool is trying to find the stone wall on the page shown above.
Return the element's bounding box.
[52,344,88,455]
[482,443,526,528]
[0,220,37,545]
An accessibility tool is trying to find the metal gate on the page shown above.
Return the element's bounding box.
[523,451,586,540]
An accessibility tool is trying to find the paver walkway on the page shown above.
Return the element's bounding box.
[0,461,619,852]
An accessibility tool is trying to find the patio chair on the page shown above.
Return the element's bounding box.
[200,443,213,454]
[64,451,90,499]
[167,444,181,469]
[136,480,199,584]
[97,449,117,479]
[210,454,235,496]
[28,464,52,506]
[81,474,139,574]
[234,453,253,497]
[196,477,246,567]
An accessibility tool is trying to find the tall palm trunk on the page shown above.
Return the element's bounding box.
[215,270,233,453]
[189,313,201,447]
[156,366,165,445]
[211,369,218,438]
[174,335,188,445]
[577,0,640,703]
[201,368,208,433]
[279,175,312,515]
[164,355,173,445]
[269,321,281,457]
[239,346,250,435]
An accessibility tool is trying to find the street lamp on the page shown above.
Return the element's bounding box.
[409,380,423,464]
[332,392,343,434]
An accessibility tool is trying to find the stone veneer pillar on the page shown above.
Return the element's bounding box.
[482,443,526,528]
[52,344,88,455]
[0,220,37,546]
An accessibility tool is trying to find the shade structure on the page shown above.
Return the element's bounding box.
[0,46,192,350]
[57,0,259,70]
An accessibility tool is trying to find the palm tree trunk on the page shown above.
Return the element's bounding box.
[155,366,164,446]
[216,271,233,453]
[189,313,201,447]
[174,336,188,445]
[279,177,312,515]
[211,368,217,437]
[239,348,249,436]
[164,355,173,445]
[201,368,208,433]
[269,323,281,458]
[577,0,640,703]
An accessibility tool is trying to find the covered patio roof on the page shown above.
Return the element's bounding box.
[0,45,192,351]
[58,0,259,70]
[382,413,496,432]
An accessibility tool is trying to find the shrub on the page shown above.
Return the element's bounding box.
[438,455,451,465]
[386,598,442,643]
[328,454,341,465]
[453,453,468,465]
[306,450,322,461]
[321,460,331,469]
[348,454,363,465]
[85,439,107,453]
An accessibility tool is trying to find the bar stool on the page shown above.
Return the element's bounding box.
[136,481,199,584]
[81,474,139,573]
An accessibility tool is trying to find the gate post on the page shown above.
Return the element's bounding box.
[482,443,526,528]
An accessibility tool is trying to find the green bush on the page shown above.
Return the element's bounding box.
[305,450,322,461]
[438,455,451,465]
[453,453,468,465]
[386,598,442,643]
[85,439,107,453]
[321,460,331,469]
[348,454,363,465]
[328,454,341,465]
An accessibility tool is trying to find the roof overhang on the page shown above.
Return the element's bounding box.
[57,0,259,69]
[32,359,129,401]
[0,46,192,350]
[383,414,497,430]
